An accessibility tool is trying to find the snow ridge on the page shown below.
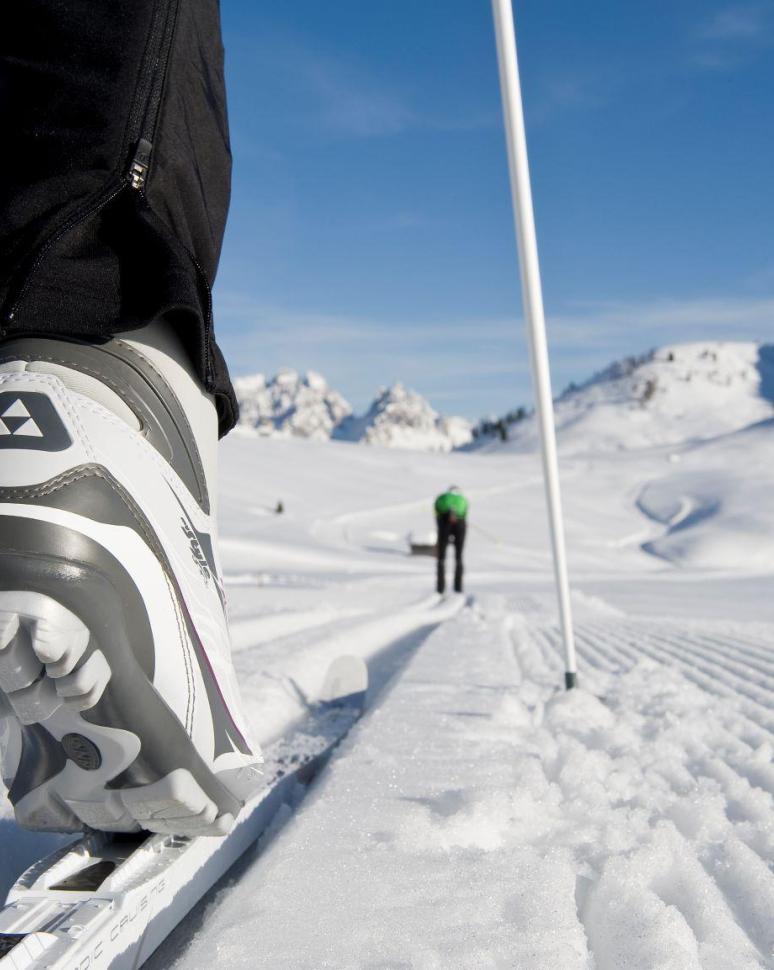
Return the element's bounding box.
[477,341,774,454]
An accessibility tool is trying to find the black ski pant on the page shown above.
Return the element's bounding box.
[0,0,237,435]
[436,514,466,594]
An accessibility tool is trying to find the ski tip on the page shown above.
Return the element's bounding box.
[319,655,368,710]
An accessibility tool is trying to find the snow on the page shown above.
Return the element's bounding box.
[235,371,473,450]
[438,413,477,450]
[477,341,774,454]
[3,340,774,968]
[637,419,774,570]
[164,600,774,970]
[335,382,473,451]
[233,369,352,440]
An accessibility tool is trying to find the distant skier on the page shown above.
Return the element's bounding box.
[434,486,469,594]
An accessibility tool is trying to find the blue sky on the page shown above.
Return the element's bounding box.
[215,1,774,420]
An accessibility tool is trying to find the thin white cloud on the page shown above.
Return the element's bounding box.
[304,59,413,137]
[250,41,414,138]
[247,32,495,139]
[548,296,774,345]
[529,75,607,124]
[692,3,774,69]
[700,3,772,40]
[217,292,774,348]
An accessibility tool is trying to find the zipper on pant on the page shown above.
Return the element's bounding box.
[126,0,180,193]
[179,242,215,385]
[128,139,153,191]
[123,0,212,382]
[192,252,215,386]
[127,0,212,378]
[125,0,173,149]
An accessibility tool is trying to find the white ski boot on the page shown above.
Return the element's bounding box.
[0,325,262,836]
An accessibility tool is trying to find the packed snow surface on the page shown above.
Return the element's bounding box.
[2,340,774,969]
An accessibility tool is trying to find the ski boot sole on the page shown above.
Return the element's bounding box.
[0,587,240,838]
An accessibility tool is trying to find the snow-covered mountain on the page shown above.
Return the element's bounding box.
[233,369,352,441]
[235,372,472,451]
[478,341,774,453]
[334,383,473,452]
[232,342,772,454]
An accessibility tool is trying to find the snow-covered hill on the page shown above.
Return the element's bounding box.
[637,415,774,570]
[334,382,472,451]
[235,371,472,451]
[233,369,352,441]
[478,342,774,453]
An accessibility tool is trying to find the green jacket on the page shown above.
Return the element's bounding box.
[434,491,469,519]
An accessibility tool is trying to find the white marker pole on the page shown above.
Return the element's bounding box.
[491,0,578,689]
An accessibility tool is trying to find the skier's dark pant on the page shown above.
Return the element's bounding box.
[436,514,466,594]
[0,0,237,434]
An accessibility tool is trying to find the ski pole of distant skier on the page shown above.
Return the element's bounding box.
[491,0,578,689]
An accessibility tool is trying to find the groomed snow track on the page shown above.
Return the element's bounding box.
[520,612,774,970]
[163,600,774,970]
[538,616,774,736]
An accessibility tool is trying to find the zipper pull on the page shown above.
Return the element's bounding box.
[128,138,153,191]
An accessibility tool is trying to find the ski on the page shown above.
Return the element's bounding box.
[0,655,368,970]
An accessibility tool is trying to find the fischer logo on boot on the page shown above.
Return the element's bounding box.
[0,392,72,452]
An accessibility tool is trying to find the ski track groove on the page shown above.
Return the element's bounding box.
[634,633,774,733]
[524,615,774,970]
[633,639,774,740]
[626,629,771,702]
[662,628,774,678]
[531,626,565,676]
[574,627,639,672]
[642,629,774,701]
[692,631,774,671]
[587,623,774,737]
